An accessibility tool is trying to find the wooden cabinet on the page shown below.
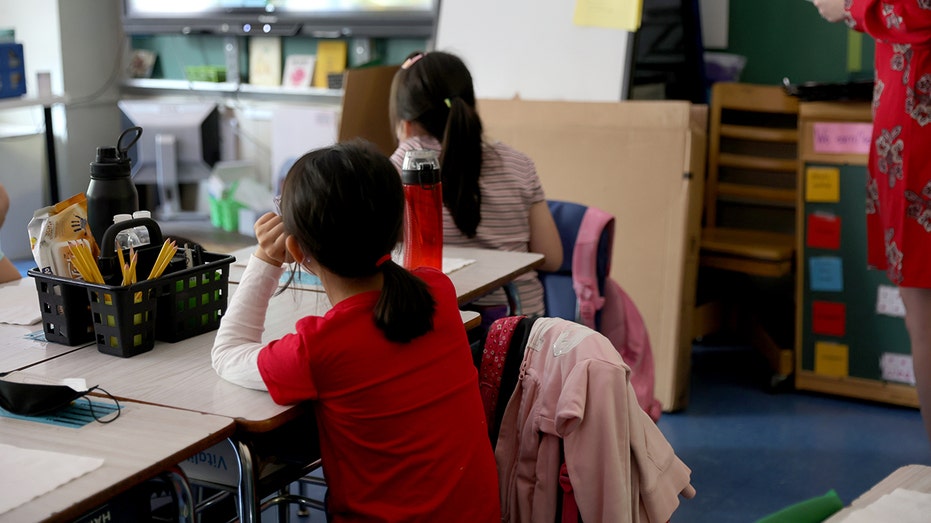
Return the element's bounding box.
[794,102,917,407]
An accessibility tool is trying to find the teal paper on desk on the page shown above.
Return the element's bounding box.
[0,400,119,428]
[280,271,322,288]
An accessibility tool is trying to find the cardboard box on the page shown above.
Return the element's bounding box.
[479,99,708,412]
[0,42,26,98]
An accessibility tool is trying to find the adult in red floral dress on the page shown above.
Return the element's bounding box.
[815,0,931,448]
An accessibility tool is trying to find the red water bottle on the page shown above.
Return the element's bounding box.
[401,149,443,270]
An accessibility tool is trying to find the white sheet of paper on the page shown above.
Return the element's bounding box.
[876,284,906,318]
[0,277,41,325]
[840,488,931,523]
[0,442,104,516]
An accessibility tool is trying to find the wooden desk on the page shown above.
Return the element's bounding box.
[825,465,931,522]
[6,286,481,522]
[225,245,544,307]
[0,400,234,523]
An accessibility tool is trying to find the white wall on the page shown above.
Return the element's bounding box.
[0,0,122,204]
[436,0,631,102]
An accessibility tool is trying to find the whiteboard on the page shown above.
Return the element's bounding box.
[435,0,631,102]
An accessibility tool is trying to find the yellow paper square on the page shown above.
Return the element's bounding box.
[806,167,841,202]
[573,0,643,31]
[814,341,849,377]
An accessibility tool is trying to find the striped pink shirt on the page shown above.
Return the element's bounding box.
[391,135,547,315]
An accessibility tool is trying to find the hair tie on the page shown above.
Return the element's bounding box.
[375,254,392,268]
[444,98,452,108]
[401,52,425,70]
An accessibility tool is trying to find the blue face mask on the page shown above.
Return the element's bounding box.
[0,375,120,422]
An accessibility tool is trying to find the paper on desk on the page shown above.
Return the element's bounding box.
[442,257,475,274]
[0,277,41,325]
[0,442,104,516]
[839,488,931,522]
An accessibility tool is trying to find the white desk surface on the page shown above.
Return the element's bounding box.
[0,278,92,373]
[825,465,931,522]
[0,400,234,523]
[225,244,544,306]
[6,286,481,432]
[0,324,90,374]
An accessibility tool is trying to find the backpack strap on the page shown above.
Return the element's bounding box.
[479,315,526,441]
[571,206,615,329]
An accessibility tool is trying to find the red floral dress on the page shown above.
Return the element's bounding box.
[846,0,931,287]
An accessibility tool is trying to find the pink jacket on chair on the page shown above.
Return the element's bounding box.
[495,317,695,523]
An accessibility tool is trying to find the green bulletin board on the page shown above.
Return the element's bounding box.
[800,163,911,383]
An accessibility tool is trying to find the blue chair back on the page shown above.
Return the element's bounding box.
[538,200,613,328]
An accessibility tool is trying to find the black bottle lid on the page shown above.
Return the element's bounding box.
[90,127,142,179]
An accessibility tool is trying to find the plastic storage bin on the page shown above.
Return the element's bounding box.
[28,218,234,357]
[0,42,26,98]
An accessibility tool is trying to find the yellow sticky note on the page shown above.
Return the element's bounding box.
[313,40,347,88]
[814,341,849,377]
[573,0,643,31]
[806,167,841,202]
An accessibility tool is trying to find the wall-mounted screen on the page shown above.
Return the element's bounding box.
[122,0,439,37]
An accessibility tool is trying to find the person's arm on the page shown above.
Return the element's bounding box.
[211,212,288,390]
[528,200,564,272]
[812,0,847,23]
[0,183,9,230]
[0,255,20,283]
[0,183,21,283]
[211,255,283,390]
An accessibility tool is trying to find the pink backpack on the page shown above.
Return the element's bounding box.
[570,206,662,421]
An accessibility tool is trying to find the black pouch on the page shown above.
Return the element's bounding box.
[0,374,120,422]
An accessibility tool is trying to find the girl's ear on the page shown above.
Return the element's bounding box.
[285,235,304,266]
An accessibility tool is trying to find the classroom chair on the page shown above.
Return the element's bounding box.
[537,200,613,329]
[695,81,800,383]
[180,418,327,522]
[537,199,661,420]
[477,315,694,522]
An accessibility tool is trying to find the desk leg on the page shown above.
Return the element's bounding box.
[232,437,260,523]
[42,105,59,204]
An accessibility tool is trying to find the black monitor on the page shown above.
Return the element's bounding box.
[118,100,220,220]
[121,0,439,38]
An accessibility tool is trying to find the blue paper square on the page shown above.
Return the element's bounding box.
[809,256,844,292]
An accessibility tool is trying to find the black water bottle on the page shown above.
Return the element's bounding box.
[86,127,142,248]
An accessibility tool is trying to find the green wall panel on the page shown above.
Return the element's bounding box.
[723,0,875,86]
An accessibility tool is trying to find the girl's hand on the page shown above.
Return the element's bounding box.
[812,0,847,23]
[254,212,288,266]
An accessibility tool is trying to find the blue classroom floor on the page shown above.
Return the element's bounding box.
[659,340,928,523]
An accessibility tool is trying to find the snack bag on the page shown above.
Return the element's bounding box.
[28,193,99,278]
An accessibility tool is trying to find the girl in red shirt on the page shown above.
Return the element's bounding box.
[211,141,501,522]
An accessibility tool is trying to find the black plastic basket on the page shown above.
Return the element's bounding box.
[28,218,234,357]
[151,250,232,343]
[29,266,161,357]
[31,273,95,346]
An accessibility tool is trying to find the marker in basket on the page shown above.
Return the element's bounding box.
[147,239,178,280]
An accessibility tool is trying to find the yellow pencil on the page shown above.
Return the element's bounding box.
[129,252,137,285]
[116,241,128,285]
[148,240,177,280]
[68,241,104,284]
